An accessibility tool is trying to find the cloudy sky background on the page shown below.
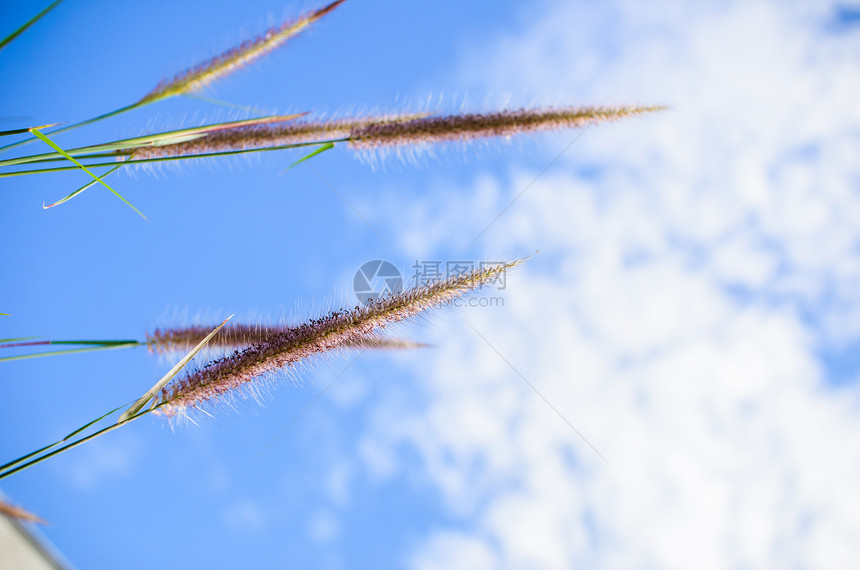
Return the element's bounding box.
[2,0,860,568]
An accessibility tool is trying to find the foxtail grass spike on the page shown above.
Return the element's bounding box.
[0,499,46,525]
[348,105,665,149]
[122,106,660,160]
[137,0,346,105]
[156,259,525,415]
[126,113,426,159]
[146,323,429,354]
[0,2,339,154]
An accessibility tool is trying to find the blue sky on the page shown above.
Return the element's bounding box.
[2,0,860,568]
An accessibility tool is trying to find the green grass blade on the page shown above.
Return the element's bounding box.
[43,163,125,209]
[0,101,144,154]
[0,404,124,473]
[0,138,348,177]
[120,315,233,421]
[29,128,147,220]
[0,339,141,349]
[0,316,227,479]
[0,114,305,167]
[0,0,63,52]
[0,337,38,343]
[0,316,228,479]
[282,142,335,173]
[0,123,61,138]
[0,342,139,363]
[0,407,151,481]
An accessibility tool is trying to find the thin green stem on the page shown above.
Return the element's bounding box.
[0,405,125,473]
[0,114,302,168]
[0,342,140,363]
[0,406,158,481]
[29,128,147,219]
[0,100,149,154]
[0,139,345,177]
[0,0,63,52]
[44,163,126,208]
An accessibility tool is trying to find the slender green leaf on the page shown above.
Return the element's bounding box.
[0,101,147,154]
[0,342,139,363]
[0,138,347,177]
[0,339,141,349]
[0,123,60,137]
[44,163,125,209]
[0,316,230,479]
[282,142,335,173]
[29,128,147,220]
[0,405,125,473]
[0,0,63,52]
[0,407,151,481]
[120,315,233,421]
[0,114,306,167]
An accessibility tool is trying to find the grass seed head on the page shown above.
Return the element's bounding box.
[155,258,524,415]
[137,0,346,105]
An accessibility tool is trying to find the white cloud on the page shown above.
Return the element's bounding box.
[222,498,264,531]
[308,508,340,544]
[64,433,139,491]
[357,0,860,568]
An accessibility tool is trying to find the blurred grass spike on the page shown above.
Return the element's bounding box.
[0,499,47,525]
[137,0,346,105]
[0,0,339,153]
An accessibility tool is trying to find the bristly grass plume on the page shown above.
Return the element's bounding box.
[155,258,525,416]
[0,0,345,153]
[348,105,664,149]
[138,0,346,105]
[122,105,661,161]
[146,324,430,354]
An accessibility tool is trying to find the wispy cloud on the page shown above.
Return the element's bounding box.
[355,0,860,567]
